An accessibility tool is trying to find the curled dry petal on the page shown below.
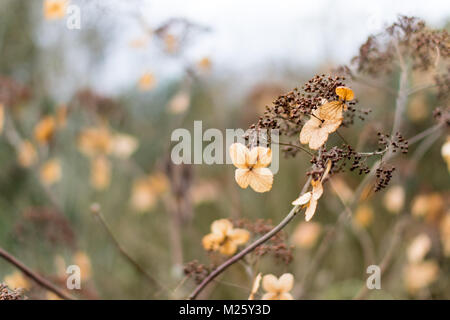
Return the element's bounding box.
[211,219,233,236]
[292,192,312,206]
[229,143,249,169]
[305,198,318,221]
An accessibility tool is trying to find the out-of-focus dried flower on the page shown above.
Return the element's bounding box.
[168,90,190,114]
[4,271,30,291]
[17,140,37,168]
[46,291,62,300]
[404,260,439,294]
[441,136,450,172]
[130,177,157,213]
[407,94,429,123]
[440,213,450,257]
[43,0,68,20]
[229,143,273,193]
[197,57,211,72]
[74,251,92,281]
[164,34,178,53]
[129,35,151,49]
[292,222,322,249]
[112,133,139,159]
[411,193,444,222]
[90,156,111,190]
[34,115,56,145]
[261,273,294,300]
[191,180,219,205]
[39,158,62,186]
[56,104,68,128]
[407,233,432,263]
[78,127,113,157]
[383,185,405,214]
[138,72,157,91]
[353,204,374,228]
[202,219,250,256]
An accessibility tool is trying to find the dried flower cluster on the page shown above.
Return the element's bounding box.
[0,283,25,300]
[232,218,293,264]
[349,16,449,75]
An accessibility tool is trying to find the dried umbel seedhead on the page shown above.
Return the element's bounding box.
[183,260,214,284]
[0,283,25,300]
[343,16,449,76]
[232,218,293,264]
[14,207,76,249]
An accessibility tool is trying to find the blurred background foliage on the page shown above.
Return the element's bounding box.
[0,0,449,300]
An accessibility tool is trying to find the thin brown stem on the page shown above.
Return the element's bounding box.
[189,204,301,299]
[0,247,75,300]
[188,177,312,300]
[91,204,166,293]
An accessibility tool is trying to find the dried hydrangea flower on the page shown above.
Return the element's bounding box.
[39,158,62,186]
[292,160,331,221]
[34,115,56,145]
[138,72,157,91]
[229,143,273,193]
[202,219,250,256]
[261,273,294,300]
[43,0,67,20]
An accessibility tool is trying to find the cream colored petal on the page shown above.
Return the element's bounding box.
[202,233,223,251]
[318,101,343,121]
[228,228,250,245]
[321,160,332,182]
[229,143,249,169]
[305,198,318,221]
[278,292,294,300]
[248,146,272,168]
[249,168,273,193]
[299,118,320,145]
[211,219,233,236]
[311,179,323,200]
[278,273,294,293]
[308,128,329,150]
[261,292,278,300]
[292,192,312,205]
[220,240,237,256]
[235,168,251,189]
[247,146,272,168]
[262,274,279,293]
[248,273,262,300]
[322,117,343,134]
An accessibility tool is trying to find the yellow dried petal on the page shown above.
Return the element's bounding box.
[34,116,56,145]
[39,158,61,186]
[336,86,354,101]
[17,140,37,168]
[248,167,273,193]
[43,0,67,20]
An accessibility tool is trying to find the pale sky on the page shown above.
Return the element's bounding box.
[42,0,450,96]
